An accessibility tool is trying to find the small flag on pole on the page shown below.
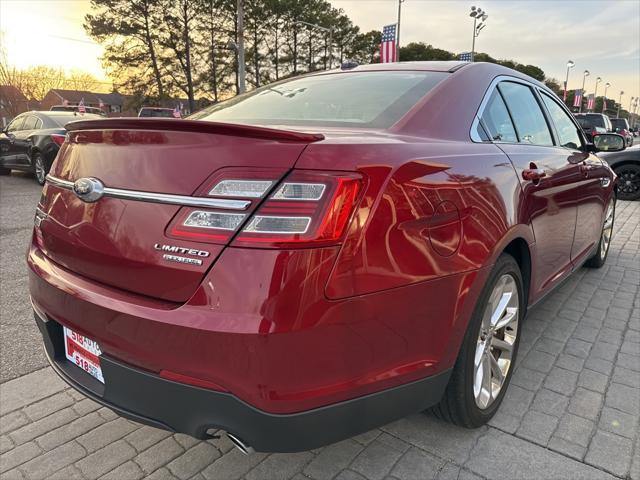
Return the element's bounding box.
[573,89,583,108]
[459,52,472,62]
[99,99,105,109]
[173,104,181,118]
[78,98,86,114]
[587,94,595,111]
[379,24,397,63]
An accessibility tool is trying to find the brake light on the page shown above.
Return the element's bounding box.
[233,171,364,248]
[50,134,66,147]
[166,169,364,248]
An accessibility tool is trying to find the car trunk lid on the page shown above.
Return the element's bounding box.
[36,118,322,302]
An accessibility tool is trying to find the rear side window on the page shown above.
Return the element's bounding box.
[498,82,553,146]
[22,116,39,130]
[480,90,517,142]
[541,93,582,150]
[192,71,448,129]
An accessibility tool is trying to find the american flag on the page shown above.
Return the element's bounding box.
[459,52,472,62]
[379,24,397,63]
[586,94,595,111]
[573,89,583,108]
[78,98,86,114]
[173,104,181,118]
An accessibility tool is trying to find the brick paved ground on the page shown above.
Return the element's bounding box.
[1,199,638,480]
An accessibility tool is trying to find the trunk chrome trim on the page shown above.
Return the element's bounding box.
[45,175,251,210]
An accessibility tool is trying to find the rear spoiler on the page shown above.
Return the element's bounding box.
[65,118,325,143]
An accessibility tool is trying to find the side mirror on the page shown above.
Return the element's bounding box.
[593,133,626,152]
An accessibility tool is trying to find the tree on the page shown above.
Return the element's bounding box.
[85,0,167,98]
[399,42,455,61]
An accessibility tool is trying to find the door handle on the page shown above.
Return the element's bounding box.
[522,168,547,181]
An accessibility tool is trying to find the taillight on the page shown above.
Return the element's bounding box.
[166,169,364,248]
[233,171,363,248]
[50,134,66,147]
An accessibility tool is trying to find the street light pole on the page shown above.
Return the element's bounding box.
[602,82,610,113]
[469,6,488,62]
[397,0,405,62]
[617,91,624,117]
[592,77,601,112]
[295,20,333,69]
[237,0,246,94]
[563,60,574,102]
[579,70,589,113]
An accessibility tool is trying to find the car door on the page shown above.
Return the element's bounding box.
[539,92,610,266]
[480,80,583,300]
[0,115,26,166]
[13,115,39,165]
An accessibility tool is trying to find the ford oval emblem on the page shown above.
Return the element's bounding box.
[73,177,105,203]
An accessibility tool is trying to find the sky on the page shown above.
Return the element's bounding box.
[1,0,638,104]
[333,0,640,103]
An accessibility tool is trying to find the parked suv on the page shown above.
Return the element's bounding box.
[610,118,634,147]
[28,62,622,453]
[574,113,612,142]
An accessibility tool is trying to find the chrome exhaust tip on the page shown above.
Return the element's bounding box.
[226,432,255,455]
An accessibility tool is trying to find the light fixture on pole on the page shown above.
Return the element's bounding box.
[618,91,624,117]
[563,60,574,102]
[602,82,611,113]
[469,6,488,62]
[592,77,602,112]
[579,70,589,113]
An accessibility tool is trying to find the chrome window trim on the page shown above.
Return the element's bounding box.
[469,75,587,149]
[45,175,251,210]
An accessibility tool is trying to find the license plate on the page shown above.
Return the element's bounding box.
[63,326,104,384]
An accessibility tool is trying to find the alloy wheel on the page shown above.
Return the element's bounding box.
[600,201,615,260]
[35,155,46,184]
[616,167,640,200]
[473,274,519,409]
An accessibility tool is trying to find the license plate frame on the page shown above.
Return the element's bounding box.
[63,326,104,384]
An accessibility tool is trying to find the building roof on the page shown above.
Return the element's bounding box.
[0,85,29,102]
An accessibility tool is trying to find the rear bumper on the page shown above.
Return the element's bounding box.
[35,311,451,452]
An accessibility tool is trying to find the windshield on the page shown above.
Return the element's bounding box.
[191,71,448,129]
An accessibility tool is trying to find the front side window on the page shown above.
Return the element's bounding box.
[498,82,553,146]
[480,90,517,142]
[192,71,448,129]
[541,93,582,150]
[7,116,25,132]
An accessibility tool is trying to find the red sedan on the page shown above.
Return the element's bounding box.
[28,61,623,453]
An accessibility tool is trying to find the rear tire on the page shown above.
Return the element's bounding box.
[32,152,47,185]
[430,254,524,427]
[585,199,615,268]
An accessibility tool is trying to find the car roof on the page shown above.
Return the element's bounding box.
[336,61,469,72]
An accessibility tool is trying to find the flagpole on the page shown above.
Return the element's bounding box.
[396,0,405,62]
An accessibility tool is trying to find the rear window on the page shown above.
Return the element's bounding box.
[139,109,174,118]
[611,118,628,130]
[191,71,448,128]
[48,114,102,127]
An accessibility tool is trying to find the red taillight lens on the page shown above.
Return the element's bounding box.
[233,171,364,248]
[165,169,364,248]
[50,134,66,147]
